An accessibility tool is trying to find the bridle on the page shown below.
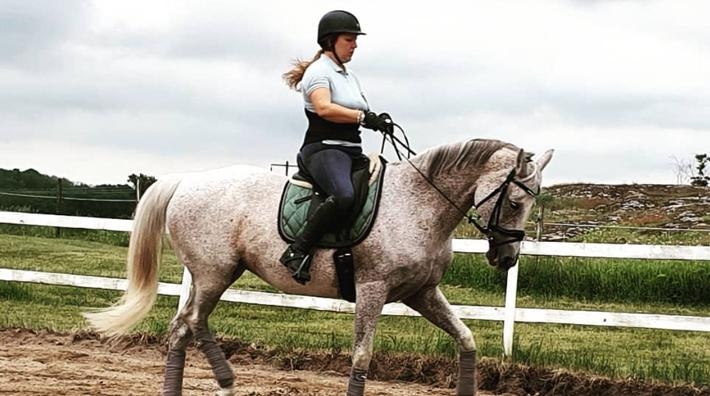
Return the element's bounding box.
[379,124,539,247]
[470,166,539,247]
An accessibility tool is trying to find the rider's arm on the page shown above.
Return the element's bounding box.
[309,87,362,124]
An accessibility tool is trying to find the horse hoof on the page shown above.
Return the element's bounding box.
[216,387,234,396]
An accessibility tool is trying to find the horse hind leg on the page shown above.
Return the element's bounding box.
[191,271,244,395]
[162,308,193,396]
[162,263,246,396]
[403,286,477,396]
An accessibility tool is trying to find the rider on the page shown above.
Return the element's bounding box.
[281,10,393,284]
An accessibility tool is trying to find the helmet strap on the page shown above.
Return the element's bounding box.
[333,51,345,68]
[322,34,346,69]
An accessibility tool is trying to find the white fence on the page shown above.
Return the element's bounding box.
[1,211,709,357]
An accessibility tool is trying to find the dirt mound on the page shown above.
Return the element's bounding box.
[541,183,710,241]
[58,329,709,396]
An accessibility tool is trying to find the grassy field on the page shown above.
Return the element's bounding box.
[0,229,709,386]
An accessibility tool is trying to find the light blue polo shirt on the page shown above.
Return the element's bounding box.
[300,55,369,113]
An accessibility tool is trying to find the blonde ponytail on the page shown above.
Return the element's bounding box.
[282,50,324,90]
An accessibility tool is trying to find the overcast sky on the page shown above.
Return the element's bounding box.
[1,1,708,186]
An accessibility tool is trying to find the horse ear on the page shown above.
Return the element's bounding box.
[536,149,554,171]
[515,148,530,178]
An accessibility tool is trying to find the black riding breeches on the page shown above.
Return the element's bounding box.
[299,142,362,217]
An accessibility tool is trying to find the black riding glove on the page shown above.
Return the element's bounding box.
[377,112,395,135]
[362,111,394,135]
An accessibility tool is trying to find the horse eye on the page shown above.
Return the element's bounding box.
[509,201,520,210]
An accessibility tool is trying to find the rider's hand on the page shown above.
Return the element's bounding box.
[377,112,394,135]
[362,111,394,134]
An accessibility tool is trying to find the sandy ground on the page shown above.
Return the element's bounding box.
[0,329,488,396]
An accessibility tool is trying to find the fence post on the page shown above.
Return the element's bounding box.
[503,261,520,357]
[177,267,193,312]
[55,178,63,238]
[270,161,298,176]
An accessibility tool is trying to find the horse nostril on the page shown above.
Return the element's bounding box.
[486,249,497,266]
[501,256,517,270]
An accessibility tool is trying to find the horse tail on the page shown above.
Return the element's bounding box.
[84,177,181,337]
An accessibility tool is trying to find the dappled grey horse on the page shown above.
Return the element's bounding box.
[85,138,553,395]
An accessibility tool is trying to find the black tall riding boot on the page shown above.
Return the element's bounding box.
[280,196,338,284]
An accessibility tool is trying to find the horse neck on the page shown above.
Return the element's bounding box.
[399,162,483,239]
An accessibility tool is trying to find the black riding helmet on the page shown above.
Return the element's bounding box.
[317,10,366,51]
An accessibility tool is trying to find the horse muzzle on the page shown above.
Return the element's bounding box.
[485,240,519,271]
[498,255,518,271]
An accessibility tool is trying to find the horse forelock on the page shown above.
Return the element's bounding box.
[412,138,519,177]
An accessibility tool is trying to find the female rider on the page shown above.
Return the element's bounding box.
[281,10,392,284]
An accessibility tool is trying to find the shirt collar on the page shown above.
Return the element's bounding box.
[323,54,347,74]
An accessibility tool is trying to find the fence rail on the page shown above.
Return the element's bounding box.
[1,211,709,356]
[2,268,707,333]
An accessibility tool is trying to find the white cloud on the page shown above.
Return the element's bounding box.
[1,0,708,186]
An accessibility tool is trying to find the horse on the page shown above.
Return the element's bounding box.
[85,138,553,396]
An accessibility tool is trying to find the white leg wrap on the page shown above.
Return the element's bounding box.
[216,387,234,396]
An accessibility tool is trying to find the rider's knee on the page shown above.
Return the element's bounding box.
[332,192,355,215]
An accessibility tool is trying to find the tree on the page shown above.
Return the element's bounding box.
[671,155,694,185]
[690,154,709,187]
[127,173,157,199]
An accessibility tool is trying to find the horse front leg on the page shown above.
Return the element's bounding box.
[348,281,387,396]
[403,286,477,396]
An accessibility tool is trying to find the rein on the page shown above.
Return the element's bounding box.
[379,125,538,246]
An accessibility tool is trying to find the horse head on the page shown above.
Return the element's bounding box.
[473,147,554,271]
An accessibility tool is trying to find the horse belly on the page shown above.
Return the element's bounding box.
[242,246,342,299]
[236,204,342,299]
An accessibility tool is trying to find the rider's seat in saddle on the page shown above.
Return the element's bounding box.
[278,152,386,248]
[277,153,386,302]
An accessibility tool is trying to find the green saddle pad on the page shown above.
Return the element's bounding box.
[278,156,386,249]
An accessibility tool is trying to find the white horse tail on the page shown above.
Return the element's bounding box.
[84,177,181,337]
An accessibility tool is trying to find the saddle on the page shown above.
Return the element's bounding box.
[277,153,386,302]
[278,153,386,248]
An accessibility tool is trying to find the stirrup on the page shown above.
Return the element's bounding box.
[280,246,312,285]
[291,254,312,285]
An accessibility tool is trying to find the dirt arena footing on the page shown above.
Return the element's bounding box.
[1,328,707,396]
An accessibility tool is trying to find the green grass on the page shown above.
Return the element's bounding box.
[0,223,130,246]
[0,233,182,282]
[0,231,709,386]
[1,281,708,386]
[2,233,708,314]
[575,226,710,246]
[442,254,710,313]
[512,325,710,384]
